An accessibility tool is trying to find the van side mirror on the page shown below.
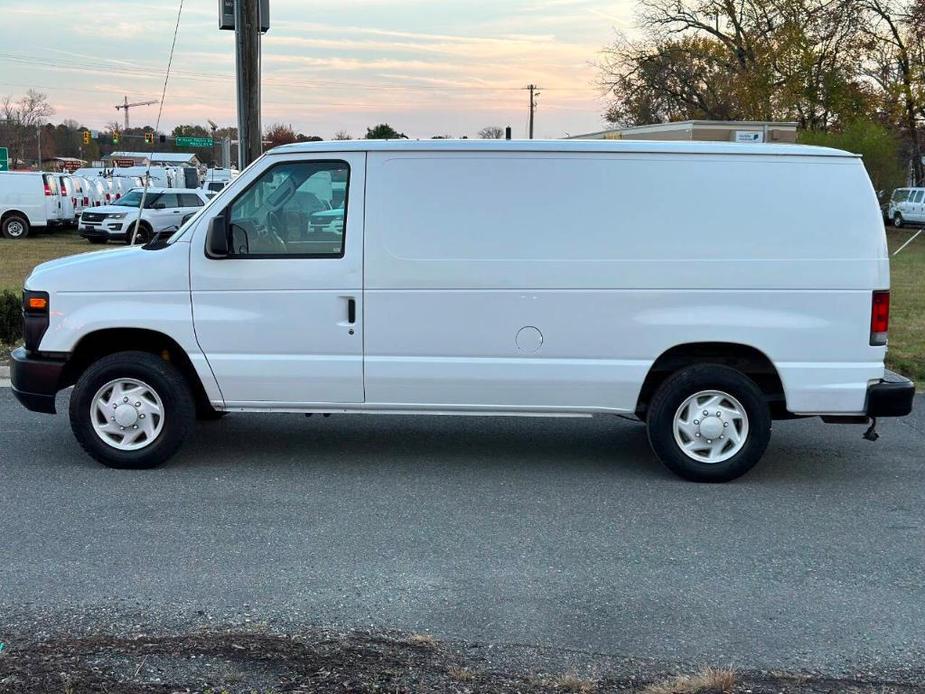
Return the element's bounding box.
[205,216,229,258]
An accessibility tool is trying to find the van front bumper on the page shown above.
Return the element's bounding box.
[9,347,67,414]
[866,369,915,417]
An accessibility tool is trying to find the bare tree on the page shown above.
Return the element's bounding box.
[0,90,54,167]
[600,0,870,129]
[861,0,925,182]
[478,126,505,139]
[333,130,352,140]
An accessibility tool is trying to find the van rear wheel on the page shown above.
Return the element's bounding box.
[1,214,30,239]
[645,365,771,482]
[69,351,195,469]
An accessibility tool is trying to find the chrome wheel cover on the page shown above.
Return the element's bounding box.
[673,390,749,464]
[90,378,164,451]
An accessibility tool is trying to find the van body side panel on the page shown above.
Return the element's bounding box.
[25,243,224,404]
[363,152,887,414]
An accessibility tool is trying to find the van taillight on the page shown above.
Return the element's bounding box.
[105,193,111,202]
[83,196,89,206]
[44,183,53,196]
[870,291,890,346]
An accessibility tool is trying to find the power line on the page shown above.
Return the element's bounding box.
[130,0,184,245]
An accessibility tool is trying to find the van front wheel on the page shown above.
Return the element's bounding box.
[893,213,904,228]
[69,351,195,469]
[645,365,771,482]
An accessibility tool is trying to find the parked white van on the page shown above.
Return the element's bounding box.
[70,175,90,219]
[56,174,78,224]
[10,140,915,481]
[887,187,924,227]
[0,171,65,238]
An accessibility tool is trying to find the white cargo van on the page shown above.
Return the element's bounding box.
[0,171,64,238]
[56,174,78,224]
[10,141,915,481]
[887,187,925,227]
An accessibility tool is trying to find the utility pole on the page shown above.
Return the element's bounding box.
[235,0,262,170]
[36,124,41,169]
[526,84,540,139]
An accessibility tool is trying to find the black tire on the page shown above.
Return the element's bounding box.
[127,224,151,244]
[1,214,30,239]
[893,213,904,228]
[646,364,771,483]
[69,351,195,469]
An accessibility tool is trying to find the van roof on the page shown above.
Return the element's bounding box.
[268,138,856,158]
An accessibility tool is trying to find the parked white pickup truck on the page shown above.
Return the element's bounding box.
[11,140,915,481]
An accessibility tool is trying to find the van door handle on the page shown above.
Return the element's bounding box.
[347,298,356,324]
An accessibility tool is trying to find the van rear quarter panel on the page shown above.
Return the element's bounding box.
[363,151,888,414]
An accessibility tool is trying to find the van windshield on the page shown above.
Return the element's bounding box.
[113,191,161,208]
[892,189,910,202]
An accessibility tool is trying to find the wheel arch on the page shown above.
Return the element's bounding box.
[61,328,212,414]
[635,342,787,420]
[1,209,32,228]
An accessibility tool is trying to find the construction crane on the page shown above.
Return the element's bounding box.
[114,96,158,130]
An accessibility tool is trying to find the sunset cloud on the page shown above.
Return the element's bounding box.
[0,0,632,139]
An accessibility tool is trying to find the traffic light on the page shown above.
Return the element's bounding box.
[112,131,120,145]
[159,134,166,144]
[144,132,153,144]
[82,131,90,145]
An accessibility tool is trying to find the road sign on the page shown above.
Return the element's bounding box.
[176,136,214,148]
[0,146,8,172]
[219,0,270,32]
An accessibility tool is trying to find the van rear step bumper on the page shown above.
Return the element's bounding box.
[9,347,66,415]
[866,369,915,417]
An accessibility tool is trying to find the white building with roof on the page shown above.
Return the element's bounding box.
[103,151,202,168]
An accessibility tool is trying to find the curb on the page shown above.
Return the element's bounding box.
[0,365,10,387]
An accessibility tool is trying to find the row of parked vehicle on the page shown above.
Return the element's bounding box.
[0,167,234,241]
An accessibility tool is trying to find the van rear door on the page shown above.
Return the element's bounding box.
[42,174,61,221]
[190,152,365,406]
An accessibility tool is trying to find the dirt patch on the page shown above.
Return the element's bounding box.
[0,629,923,693]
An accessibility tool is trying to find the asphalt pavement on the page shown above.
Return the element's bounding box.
[1,388,923,678]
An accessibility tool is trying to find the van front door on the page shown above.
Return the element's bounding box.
[190,154,364,406]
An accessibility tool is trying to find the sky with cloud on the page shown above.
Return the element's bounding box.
[0,0,635,139]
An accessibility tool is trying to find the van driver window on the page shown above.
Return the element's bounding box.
[228,161,348,257]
